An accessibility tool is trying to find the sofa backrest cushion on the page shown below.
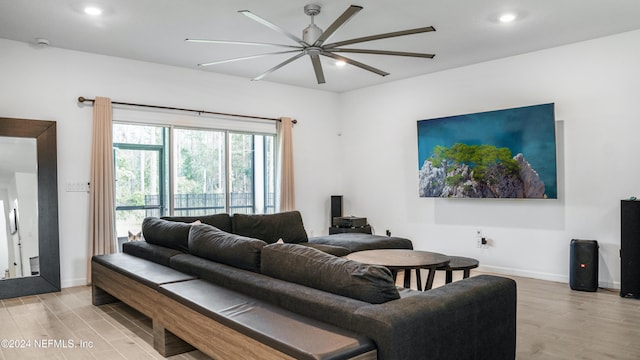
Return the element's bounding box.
[261,243,400,304]
[161,213,232,233]
[142,217,192,252]
[232,211,308,244]
[122,240,185,267]
[189,223,267,273]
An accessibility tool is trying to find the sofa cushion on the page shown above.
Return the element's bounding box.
[232,211,308,244]
[162,213,232,233]
[159,279,376,360]
[92,253,196,290]
[189,223,267,273]
[142,217,192,252]
[261,243,400,304]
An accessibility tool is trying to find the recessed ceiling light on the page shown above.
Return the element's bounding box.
[498,13,517,23]
[335,60,346,67]
[84,6,103,16]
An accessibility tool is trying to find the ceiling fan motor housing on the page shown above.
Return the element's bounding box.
[303,23,323,44]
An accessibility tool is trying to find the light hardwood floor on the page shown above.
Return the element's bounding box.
[1,271,640,360]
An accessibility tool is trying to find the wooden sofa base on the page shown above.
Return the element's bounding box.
[92,262,195,356]
[92,260,376,360]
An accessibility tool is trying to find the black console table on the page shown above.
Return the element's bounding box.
[329,225,372,235]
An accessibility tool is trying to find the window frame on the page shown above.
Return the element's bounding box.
[113,142,167,215]
[112,114,276,218]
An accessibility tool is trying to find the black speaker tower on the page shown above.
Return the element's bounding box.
[570,239,598,292]
[331,195,343,220]
[621,200,640,298]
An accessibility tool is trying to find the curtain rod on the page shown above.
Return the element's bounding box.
[77,97,296,124]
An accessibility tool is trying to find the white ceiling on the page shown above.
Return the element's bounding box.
[1,0,640,93]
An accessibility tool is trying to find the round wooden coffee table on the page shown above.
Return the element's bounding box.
[436,256,479,283]
[346,249,450,291]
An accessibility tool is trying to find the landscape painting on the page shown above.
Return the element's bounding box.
[417,103,557,199]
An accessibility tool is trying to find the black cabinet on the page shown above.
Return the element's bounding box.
[621,200,640,298]
[329,225,372,235]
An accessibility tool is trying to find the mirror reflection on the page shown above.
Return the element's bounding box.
[0,136,38,280]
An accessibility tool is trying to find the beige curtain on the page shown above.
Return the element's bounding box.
[277,117,295,212]
[87,96,116,284]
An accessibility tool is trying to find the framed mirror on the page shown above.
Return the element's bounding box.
[0,117,60,299]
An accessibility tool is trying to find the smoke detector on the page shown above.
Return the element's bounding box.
[34,38,50,46]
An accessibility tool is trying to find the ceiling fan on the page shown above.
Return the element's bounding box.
[186,4,436,84]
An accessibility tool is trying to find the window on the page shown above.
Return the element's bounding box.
[113,122,275,246]
[255,134,276,214]
[173,128,226,216]
[113,124,169,243]
[229,133,255,214]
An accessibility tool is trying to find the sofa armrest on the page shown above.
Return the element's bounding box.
[352,275,516,360]
[122,241,184,266]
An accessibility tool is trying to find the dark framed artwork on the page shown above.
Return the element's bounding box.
[417,103,557,199]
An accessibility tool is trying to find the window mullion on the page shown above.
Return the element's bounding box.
[168,125,175,215]
[225,130,231,214]
[263,137,268,214]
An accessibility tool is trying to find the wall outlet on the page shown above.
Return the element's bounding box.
[479,236,490,249]
[475,229,491,249]
[476,229,483,248]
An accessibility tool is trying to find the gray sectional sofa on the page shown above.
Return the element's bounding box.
[91,211,517,360]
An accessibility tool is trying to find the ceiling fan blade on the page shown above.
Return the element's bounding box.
[186,39,302,49]
[313,5,362,46]
[310,54,325,84]
[321,52,389,77]
[239,10,308,47]
[328,48,435,59]
[252,52,307,81]
[324,26,436,48]
[198,50,301,67]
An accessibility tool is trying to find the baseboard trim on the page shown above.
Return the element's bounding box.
[62,278,87,288]
[477,265,620,290]
[478,265,568,283]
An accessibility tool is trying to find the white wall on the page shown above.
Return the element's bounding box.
[338,29,640,287]
[0,38,343,287]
